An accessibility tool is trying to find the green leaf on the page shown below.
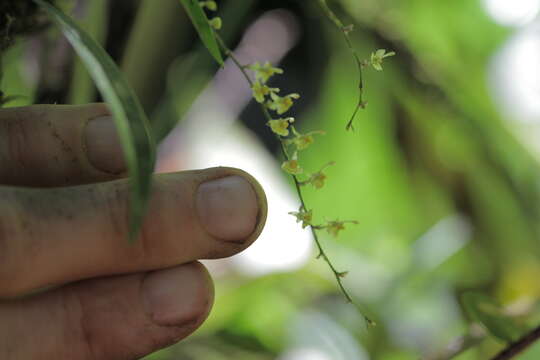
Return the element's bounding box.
[34,0,156,242]
[179,0,223,65]
[462,292,523,343]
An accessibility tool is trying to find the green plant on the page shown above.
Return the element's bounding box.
[3,1,540,359]
[179,0,399,326]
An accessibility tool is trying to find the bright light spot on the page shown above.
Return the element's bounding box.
[482,0,540,26]
[487,23,540,157]
[489,24,540,155]
[412,215,471,270]
[278,348,333,360]
[285,311,370,360]
[489,24,540,123]
[190,124,314,275]
[158,95,313,276]
[385,287,461,352]
[334,246,396,301]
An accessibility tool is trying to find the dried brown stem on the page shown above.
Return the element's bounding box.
[490,324,540,360]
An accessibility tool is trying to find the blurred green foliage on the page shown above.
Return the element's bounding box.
[2,0,540,359]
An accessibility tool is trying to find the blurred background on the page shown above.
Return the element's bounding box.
[2,0,540,359]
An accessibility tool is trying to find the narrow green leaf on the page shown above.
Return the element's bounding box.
[179,0,223,65]
[462,292,523,343]
[34,0,156,242]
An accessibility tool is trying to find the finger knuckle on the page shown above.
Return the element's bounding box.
[0,202,28,298]
[0,221,8,296]
[63,287,102,360]
[5,113,31,171]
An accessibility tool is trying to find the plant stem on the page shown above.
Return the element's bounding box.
[214,33,373,325]
[490,324,540,360]
[317,0,364,131]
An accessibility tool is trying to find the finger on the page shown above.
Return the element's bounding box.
[0,167,266,298]
[0,262,213,360]
[0,104,126,187]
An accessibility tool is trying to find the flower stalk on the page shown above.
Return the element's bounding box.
[200,1,374,325]
[213,31,374,326]
[317,0,395,131]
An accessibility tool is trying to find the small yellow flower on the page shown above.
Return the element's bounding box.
[200,1,217,11]
[288,208,313,228]
[252,81,279,103]
[287,130,325,151]
[310,172,327,189]
[209,17,222,30]
[325,220,358,237]
[267,117,294,137]
[281,158,303,175]
[268,92,300,115]
[295,134,315,150]
[249,61,284,83]
[370,49,396,71]
[326,221,345,237]
[301,162,334,189]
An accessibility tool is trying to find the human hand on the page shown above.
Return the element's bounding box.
[0,103,266,359]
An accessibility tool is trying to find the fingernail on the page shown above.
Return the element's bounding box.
[196,175,259,242]
[142,263,213,326]
[84,116,126,174]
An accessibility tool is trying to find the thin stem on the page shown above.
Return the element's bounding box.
[490,324,540,360]
[317,0,364,131]
[214,32,372,324]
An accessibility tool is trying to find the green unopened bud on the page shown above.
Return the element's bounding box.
[209,17,222,30]
[200,1,217,11]
[342,24,354,34]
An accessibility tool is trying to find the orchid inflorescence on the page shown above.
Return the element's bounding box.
[200,1,393,325]
[245,60,360,237]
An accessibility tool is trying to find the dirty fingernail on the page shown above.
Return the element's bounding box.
[196,175,259,242]
[142,263,213,326]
